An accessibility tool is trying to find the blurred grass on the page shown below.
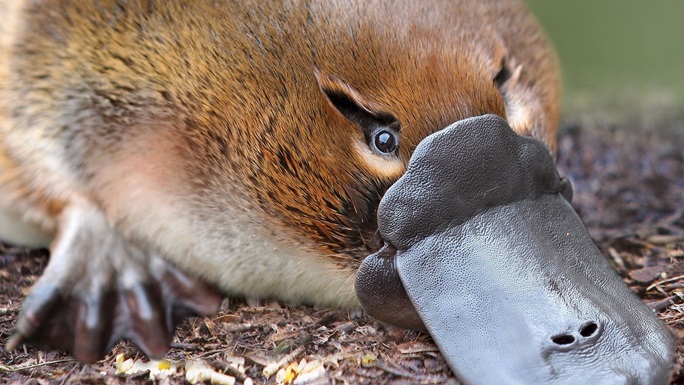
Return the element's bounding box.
[525,0,684,113]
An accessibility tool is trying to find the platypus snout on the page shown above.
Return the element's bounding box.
[355,115,674,385]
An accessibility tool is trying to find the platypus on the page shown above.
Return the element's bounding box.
[0,0,674,384]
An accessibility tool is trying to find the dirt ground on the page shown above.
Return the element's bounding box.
[1,105,683,384]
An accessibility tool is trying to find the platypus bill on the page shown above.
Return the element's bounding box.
[0,1,674,384]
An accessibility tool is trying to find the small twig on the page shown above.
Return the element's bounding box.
[262,346,306,379]
[647,274,684,291]
[648,235,684,246]
[224,323,255,333]
[170,341,199,350]
[374,360,448,383]
[608,247,626,272]
[243,307,286,315]
[0,358,75,372]
[398,345,440,355]
[647,295,682,312]
[59,363,79,385]
[197,344,240,358]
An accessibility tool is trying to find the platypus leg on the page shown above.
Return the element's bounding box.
[6,203,221,363]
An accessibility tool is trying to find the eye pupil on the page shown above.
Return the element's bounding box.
[374,130,397,154]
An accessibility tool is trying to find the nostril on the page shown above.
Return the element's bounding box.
[579,321,599,338]
[548,322,603,352]
[551,334,576,345]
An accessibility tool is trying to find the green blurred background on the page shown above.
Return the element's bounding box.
[525,1,684,112]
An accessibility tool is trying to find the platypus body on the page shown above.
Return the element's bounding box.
[0,1,674,384]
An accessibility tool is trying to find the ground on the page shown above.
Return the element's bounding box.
[1,104,683,384]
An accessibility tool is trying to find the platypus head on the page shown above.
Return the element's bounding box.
[180,3,673,384]
[354,114,674,385]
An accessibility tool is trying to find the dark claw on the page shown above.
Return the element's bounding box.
[6,205,222,363]
[159,265,225,320]
[9,267,221,363]
[5,284,65,352]
[121,283,173,360]
[73,292,116,362]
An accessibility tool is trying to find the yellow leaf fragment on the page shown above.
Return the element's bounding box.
[115,354,177,379]
[275,367,287,384]
[185,360,236,385]
[293,360,325,384]
[157,359,171,370]
[263,346,306,379]
[361,353,377,367]
[286,362,299,382]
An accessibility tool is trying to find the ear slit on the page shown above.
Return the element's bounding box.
[493,58,512,88]
[315,71,398,131]
[322,89,377,130]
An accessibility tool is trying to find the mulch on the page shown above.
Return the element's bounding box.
[1,109,683,384]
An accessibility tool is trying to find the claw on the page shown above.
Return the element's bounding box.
[74,291,116,362]
[6,205,221,362]
[5,284,66,352]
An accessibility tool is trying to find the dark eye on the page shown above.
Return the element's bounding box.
[321,88,401,156]
[373,129,398,154]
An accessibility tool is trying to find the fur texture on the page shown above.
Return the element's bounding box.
[0,0,559,309]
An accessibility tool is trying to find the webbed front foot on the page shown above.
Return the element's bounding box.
[6,205,221,363]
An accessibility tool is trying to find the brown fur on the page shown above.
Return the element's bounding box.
[0,0,559,302]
